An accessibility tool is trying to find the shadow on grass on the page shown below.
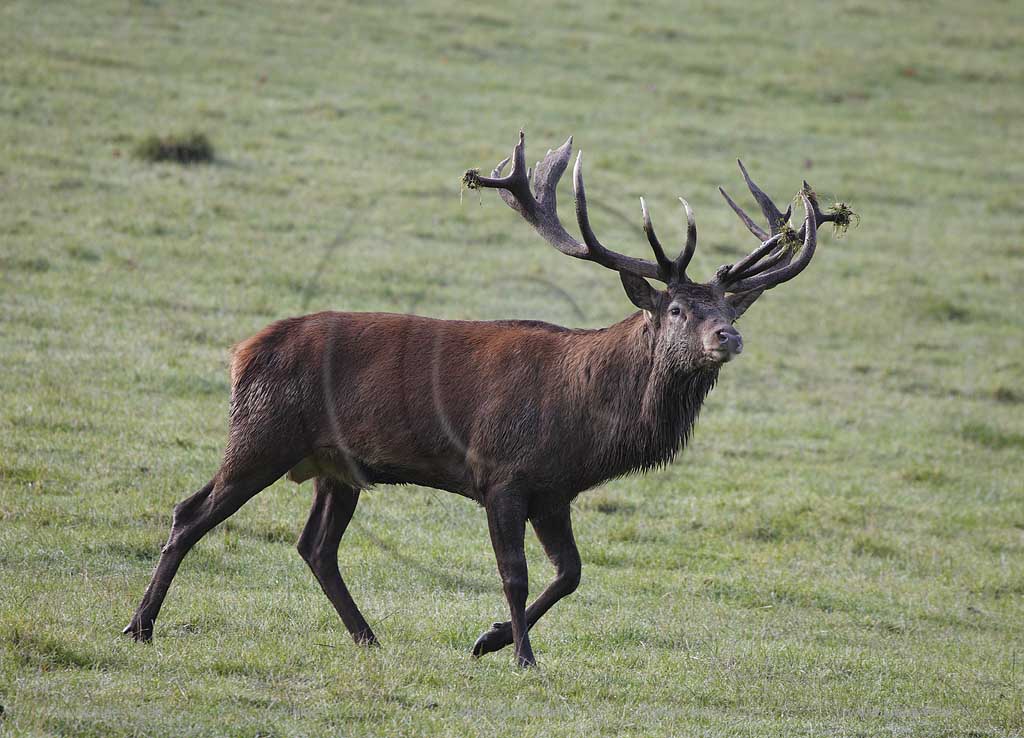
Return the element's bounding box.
[6,627,120,671]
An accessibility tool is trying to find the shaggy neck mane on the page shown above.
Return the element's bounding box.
[563,312,719,485]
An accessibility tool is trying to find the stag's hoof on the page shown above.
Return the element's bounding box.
[516,651,537,668]
[122,620,153,643]
[471,621,512,657]
[353,630,380,647]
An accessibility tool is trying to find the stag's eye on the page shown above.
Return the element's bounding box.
[669,306,681,317]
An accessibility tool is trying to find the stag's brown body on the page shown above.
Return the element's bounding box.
[125,132,848,666]
[231,310,717,509]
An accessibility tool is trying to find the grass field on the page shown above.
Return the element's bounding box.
[2,1,1023,735]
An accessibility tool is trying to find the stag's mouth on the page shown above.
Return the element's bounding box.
[706,348,736,365]
[707,341,743,365]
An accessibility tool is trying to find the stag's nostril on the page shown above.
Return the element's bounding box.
[714,327,743,356]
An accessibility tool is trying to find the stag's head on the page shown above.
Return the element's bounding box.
[620,275,742,370]
[465,132,849,372]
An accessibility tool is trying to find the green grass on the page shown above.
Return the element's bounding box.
[1,0,1022,735]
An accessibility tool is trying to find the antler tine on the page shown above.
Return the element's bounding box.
[490,155,511,178]
[737,160,791,236]
[570,151,664,279]
[725,192,817,293]
[532,140,570,209]
[718,160,795,243]
[639,197,674,278]
[718,186,769,241]
[571,152,614,265]
[676,197,697,276]
[639,196,699,283]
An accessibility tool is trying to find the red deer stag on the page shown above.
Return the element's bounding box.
[124,132,852,666]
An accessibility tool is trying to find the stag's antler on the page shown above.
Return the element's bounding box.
[716,162,855,296]
[463,131,694,284]
[719,192,817,294]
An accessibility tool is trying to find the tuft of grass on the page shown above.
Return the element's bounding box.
[133,131,214,164]
[580,492,638,516]
[65,244,100,262]
[992,386,1022,404]
[920,296,973,322]
[900,467,951,486]
[1,256,51,272]
[739,505,813,543]
[960,421,1024,451]
[852,534,900,559]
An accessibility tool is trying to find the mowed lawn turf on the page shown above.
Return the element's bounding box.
[1,1,1022,735]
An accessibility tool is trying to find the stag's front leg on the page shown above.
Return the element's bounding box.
[483,487,534,667]
[473,505,580,658]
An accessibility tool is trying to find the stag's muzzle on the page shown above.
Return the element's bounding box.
[707,326,743,363]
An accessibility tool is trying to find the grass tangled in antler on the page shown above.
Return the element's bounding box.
[827,202,859,237]
[460,168,485,205]
[461,168,483,190]
[794,185,860,239]
[777,222,802,252]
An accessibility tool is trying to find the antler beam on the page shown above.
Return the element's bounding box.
[464,132,697,284]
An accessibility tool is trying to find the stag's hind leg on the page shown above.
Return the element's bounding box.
[123,458,293,642]
[297,477,377,645]
[473,505,580,658]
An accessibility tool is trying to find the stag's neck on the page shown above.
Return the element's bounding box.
[564,312,719,480]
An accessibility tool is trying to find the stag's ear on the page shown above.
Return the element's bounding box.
[620,273,659,312]
[727,289,762,320]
